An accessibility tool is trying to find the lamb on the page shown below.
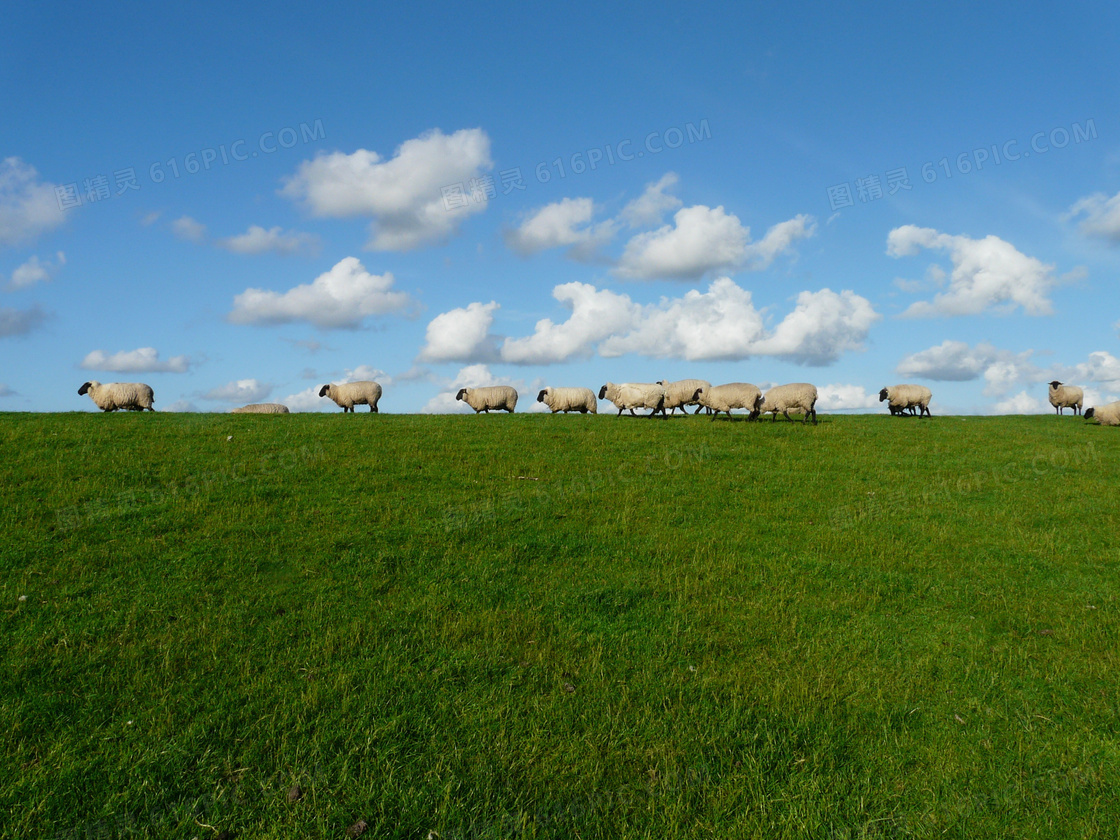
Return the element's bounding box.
[597,382,667,418]
[759,383,818,424]
[456,385,518,413]
[77,381,155,412]
[1084,401,1120,426]
[232,403,290,414]
[536,386,597,414]
[319,381,382,413]
[695,383,763,420]
[879,384,932,418]
[1048,381,1083,416]
[656,378,711,415]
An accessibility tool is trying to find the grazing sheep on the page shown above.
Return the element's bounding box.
[598,382,667,418]
[456,385,518,413]
[1084,401,1120,426]
[77,381,155,412]
[879,384,932,418]
[1048,381,1083,416]
[319,381,382,413]
[656,378,711,415]
[759,383,818,424]
[536,386,597,414]
[232,403,290,414]
[696,383,763,420]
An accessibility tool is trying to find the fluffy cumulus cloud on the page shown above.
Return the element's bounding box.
[502,283,639,364]
[895,340,1039,396]
[0,304,48,337]
[992,391,1049,415]
[219,225,320,256]
[280,128,492,251]
[426,279,877,366]
[1071,350,1120,385]
[419,300,501,362]
[619,172,683,228]
[80,347,192,373]
[504,198,616,260]
[201,379,272,403]
[420,364,532,414]
[1068,190,1120,243]
[172,215,207,242]
[0,158,66,248]
[228,257,414,329]
[7,252,65,290]
[615,207,814,280]
[816,384,881,411]
[888,226,1057,316]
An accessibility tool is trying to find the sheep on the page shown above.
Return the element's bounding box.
[536,386,597,414]
[879,384,932,418]
[77,381,155,412]
[1048,381,1083,416]
[319,381,382,413]
[232,403,290,414]
[1084,401,1120,426]
[759,383,818,424]
[597,382,667,418]
[695,383,763,421]
[656,378,711,415]
[456,385,518,413]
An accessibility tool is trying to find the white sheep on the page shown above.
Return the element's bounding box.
[456,385,518,413]
[879,384,932,418]
[598,382,667,418]
[696,383,763,420]
[759,383,818,424]
[656,378,711,415]
[77,381,155,412]
[1048,381,1083,416]
[1084,401,1120,426]
[536,386,597,414]
[319,381,382,413]
[232,403,290,414]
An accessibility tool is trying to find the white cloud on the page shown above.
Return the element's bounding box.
[172,215,207,242]
[163,399,201,413]
[139,211,161,227]
[1071,350,1120,385]
[0,384,15,397]
[80,347,192,373]
[502,283,638,364]
[992,391,1049,414]
[619,172,683,228]
[0,158,66,248]
[0,304,48,337]
[228,256,414,329]
[817,384,880,411]
[896,340,1041,396]
[219,225,320,256]
[615,206,814,280]
[201,379,272,403]
[751,288,880,365]
[419,300,500,362]
[280,128,492,251]
[1068,190,1120,242]
[420,364,529,414]
[888,226,1057,316]
[7,252,65,290]
[282,384,332,412]
[503,197,616,260]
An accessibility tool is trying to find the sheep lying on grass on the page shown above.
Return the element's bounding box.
[536,387,597,414]
[657,378,710,415]
[759,383,818,424]
[1048,381,1083,416]
[696,383,762,420]
[319,381,382,413]
[598,382,667,418]
[879,384,932,418]
[1084,401,1120,426]
[456,386,518,413]
[232,403,290,414]
[78,381,155,412]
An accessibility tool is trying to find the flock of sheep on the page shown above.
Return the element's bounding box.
[74,376,1120,425]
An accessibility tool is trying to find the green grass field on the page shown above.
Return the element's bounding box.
[2,411,1118,839]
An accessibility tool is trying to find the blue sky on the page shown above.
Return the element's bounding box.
[3,1,1119,414]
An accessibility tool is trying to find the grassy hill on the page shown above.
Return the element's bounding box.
[2,411,1117,839]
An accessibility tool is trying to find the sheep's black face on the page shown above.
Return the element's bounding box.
[536,389,547,403]
[878,388,889,401]
[1048,381,1062,389]
[78,382,91,395]
[455,388,467,401]
[691,388,703,401]
[318,385,330,397]
[598,385,608,400]
[1085,408,1095,419]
